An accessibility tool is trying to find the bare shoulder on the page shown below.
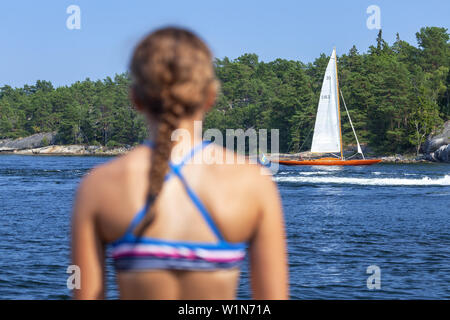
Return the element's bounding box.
[75,146,148,213]
[78,155,120,195]
[73,157,116,215]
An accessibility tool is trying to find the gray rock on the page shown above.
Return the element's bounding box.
[422,120,450,153]
[0,132,57,151]
[86,145,101,152]
[415,154,426,161]
[432,144,450,163]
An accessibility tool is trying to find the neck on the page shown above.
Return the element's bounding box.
[146,111,204,149]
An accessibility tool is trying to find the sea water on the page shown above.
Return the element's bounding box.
[0,155,449,299]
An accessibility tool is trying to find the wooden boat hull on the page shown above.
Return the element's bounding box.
[274,158,382,166]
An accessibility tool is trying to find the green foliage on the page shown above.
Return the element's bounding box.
[207,26,449,154]
[41,136,49,147]
[0,26,448,155]
[106,140,120,148]
[416,27,450,72]
[0,74,148,147]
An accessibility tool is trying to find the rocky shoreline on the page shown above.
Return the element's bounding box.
[0,144,435,163]
[1,144,131,156]
[1,123,449,163]
[0,132,132,156]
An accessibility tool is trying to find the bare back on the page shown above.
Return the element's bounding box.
[71,142,288,299]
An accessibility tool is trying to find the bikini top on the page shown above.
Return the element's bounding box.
[110,140,247,272]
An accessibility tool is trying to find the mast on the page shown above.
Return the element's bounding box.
[334,47,344,160]
[340,90,365,159]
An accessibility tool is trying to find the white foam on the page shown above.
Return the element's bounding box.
[274,175,450,186]
[372,171,417,176]
[298,171,331,176]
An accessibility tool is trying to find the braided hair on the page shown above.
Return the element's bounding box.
[130,27,218,235]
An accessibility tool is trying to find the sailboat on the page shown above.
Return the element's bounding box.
[275,48,381,166]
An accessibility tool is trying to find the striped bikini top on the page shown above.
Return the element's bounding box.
[110,140,247,272]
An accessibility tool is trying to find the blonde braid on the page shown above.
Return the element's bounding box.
[130,27,218,235]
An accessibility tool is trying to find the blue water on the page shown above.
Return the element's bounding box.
[0,155,449,299]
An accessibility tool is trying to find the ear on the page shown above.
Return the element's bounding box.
[130,87,145,112]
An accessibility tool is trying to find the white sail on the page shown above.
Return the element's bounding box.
[310,48,341,154]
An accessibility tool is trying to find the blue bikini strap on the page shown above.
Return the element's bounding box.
[175,141,212,168]
[166,141,211,180]
[127,140,221,239]
[169,161,225,242]
[143,140,211,181]
[124,197,153,235]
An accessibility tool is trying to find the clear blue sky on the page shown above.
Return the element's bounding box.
[1,0,449,88]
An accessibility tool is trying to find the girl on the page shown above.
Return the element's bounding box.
[71,27,288,299]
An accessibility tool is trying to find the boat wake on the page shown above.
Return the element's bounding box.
[274,174,450,186]
[298,171,332,176]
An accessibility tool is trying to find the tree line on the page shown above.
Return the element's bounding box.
[1,27,449,154]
